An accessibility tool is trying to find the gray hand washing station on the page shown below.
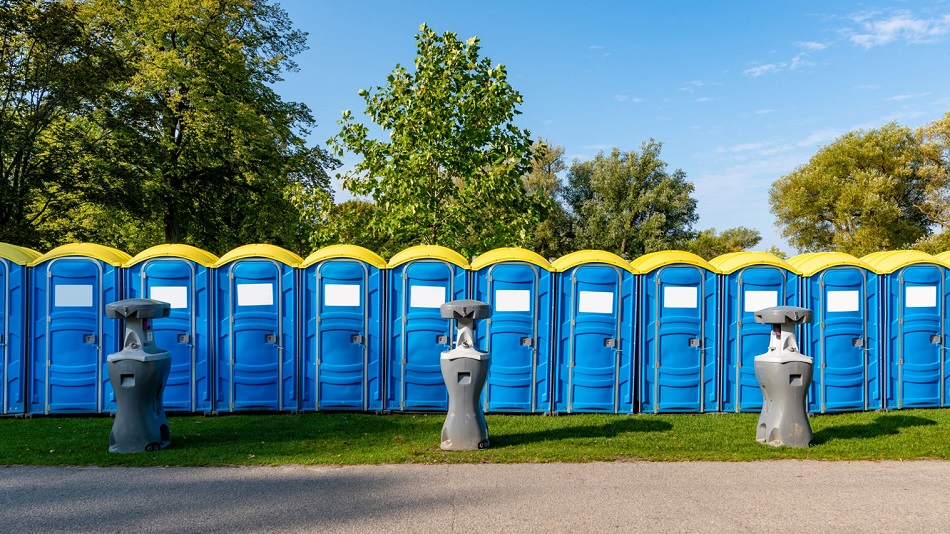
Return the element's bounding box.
[753,305,814,448]
[440,299,491,451]
[106,298,172,453]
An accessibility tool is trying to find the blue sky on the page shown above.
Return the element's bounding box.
[277,1,950,253]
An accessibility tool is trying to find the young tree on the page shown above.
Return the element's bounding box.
[524,139,572,259]
[769,122,939,256]
[684,227,762,260]
[330,24,546,258]
[567,141,698,259]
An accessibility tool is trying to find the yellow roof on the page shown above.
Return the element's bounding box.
[786,252,873,276]
[125,244,219,268]
[936,251,950,264]
[28,243,132,267]
[629,250,719,274]
[470,247,553,271]
[551,250,636,274]
[861,250,950,274]
[300,244,387,269]
[0,243,41,265]
[386,245,470,269]
[213,244,302,268]
[709,251,799,274]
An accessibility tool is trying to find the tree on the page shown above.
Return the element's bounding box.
[684,227,762,260]
[329,24,546,258]
[306,199,395,257]
[769,122,940,256]
[524,139,572,259]
[0,0,122,248]
[566,141,698,259]
[80,0,337,255]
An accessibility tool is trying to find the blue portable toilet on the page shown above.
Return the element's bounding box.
[711,251,800,413]
[787,252,880,413]
[28,243,131,414]
[385,245,469,412]
[471,247,554,414]
[300,245,386,412]
[633,250,720,414]
[213,244,301,412]
[124,244,218,413]
[863,250,950,410]
[0,244,40,415]
[551,250,635,414]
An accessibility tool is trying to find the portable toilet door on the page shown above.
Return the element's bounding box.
[0,244,40,415]
[633,250,720,414]
[300,245,385,412]
[214,244,301,412]
[471,248,554,414]
[863,251,949,410]
[787,252,880,413]
[711,251,800,413]
[386,245,468,412]
[28,243,130,414]
[124,244,218,413]
[551,250,635,414]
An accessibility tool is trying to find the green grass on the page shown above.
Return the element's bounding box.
[2,409,949,466]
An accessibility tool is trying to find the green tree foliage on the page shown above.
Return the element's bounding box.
[684,226,762,260]
[0,0,122,248]
[566,141,698,259]
[308,199,394,255]
[769,122,942,257]
[524,139,572,259]
[78,0,337,255]
[330,24,546,259]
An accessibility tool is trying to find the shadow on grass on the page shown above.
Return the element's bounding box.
[491,417,673,447]
[812,414,937,445]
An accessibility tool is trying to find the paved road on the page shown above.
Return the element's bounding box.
[1,461,948,533]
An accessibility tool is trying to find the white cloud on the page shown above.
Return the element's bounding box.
[797,128,841,147]
[797,41,828,51]
[589,45,605,50]
[887,92,932,101]
[744,53,813,78]
[696,97,713,102]
[850,12,950,48]
[755,109,776,115]
[614,94,629,102]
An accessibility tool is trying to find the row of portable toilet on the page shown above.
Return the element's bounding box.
[2,241,950,417]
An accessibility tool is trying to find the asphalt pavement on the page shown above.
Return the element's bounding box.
[2,461,948,533]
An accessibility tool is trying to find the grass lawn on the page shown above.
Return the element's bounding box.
[1,409,948,466]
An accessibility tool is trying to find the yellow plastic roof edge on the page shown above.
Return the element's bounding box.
[860,250,950,274]
[125,244,219,268]
[786,252,874,276]
[709,251,800,275]
[386,245,470,269]
[470,247,553,271]
[551,250,636,274]
[0,243,41,265]
[28,243,132,267]
[629,250,720,274]
[300,244,387,269]
[936,251,950,264]
[213,244,302,268]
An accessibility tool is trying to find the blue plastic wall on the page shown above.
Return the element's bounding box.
[800,267,880,413]
[881,264,949,409]
[214,259,297,412]
[640,265,718,413]
[125,258,213,413]
[301,259,383,411]
[473,262,553,413]
[720,266,799,412]
[1,259,29,414]
[553,264,635,413]
[386,260,467,411]
[29,258,122,414]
